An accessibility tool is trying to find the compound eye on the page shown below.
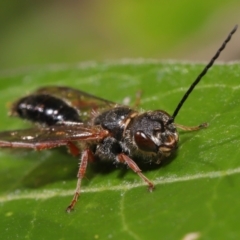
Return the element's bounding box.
[134,131,157,152]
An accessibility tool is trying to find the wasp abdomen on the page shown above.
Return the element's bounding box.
[11,94,81,126]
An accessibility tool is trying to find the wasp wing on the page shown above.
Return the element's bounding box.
[33,86,116,122]
[0,125,108,150]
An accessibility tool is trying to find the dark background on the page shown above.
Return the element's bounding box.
[1,0,240,71]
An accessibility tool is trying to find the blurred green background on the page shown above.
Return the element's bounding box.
[0,0,240,71]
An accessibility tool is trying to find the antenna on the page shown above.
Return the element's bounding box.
[168,25,238,124]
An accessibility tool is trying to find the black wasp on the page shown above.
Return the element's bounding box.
[0,25,237,212]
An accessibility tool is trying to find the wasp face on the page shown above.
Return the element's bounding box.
[130,110,178,161]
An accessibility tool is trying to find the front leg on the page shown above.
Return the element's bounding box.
[175,122,208,131]
[117,153,154,191]
[96,137,154,191]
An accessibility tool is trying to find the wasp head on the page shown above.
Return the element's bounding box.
[129,110,178,162]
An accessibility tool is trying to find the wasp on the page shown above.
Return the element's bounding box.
[0,25,237,212]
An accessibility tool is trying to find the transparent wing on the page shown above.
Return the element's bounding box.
[34,86,116,122]
[0,124,108,150]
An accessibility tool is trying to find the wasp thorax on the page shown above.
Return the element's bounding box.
[130,110,178,158]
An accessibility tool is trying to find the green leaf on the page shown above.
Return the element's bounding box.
[0,60,240,239]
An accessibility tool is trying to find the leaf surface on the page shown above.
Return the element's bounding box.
[0,61,240,240]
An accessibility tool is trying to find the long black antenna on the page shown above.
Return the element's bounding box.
[168,25,238,124]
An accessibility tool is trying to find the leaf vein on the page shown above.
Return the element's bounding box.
[0,167,239,203]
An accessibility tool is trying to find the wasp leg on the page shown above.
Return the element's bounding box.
[133,90,142,108]
[66,148,94,212]
[117,153,154,191]
[67,142,81,157]
[175,122,208,131]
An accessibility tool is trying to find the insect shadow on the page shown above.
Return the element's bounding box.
[18,147,168,189]
[21,139,183,189]
[19,148,78,188]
